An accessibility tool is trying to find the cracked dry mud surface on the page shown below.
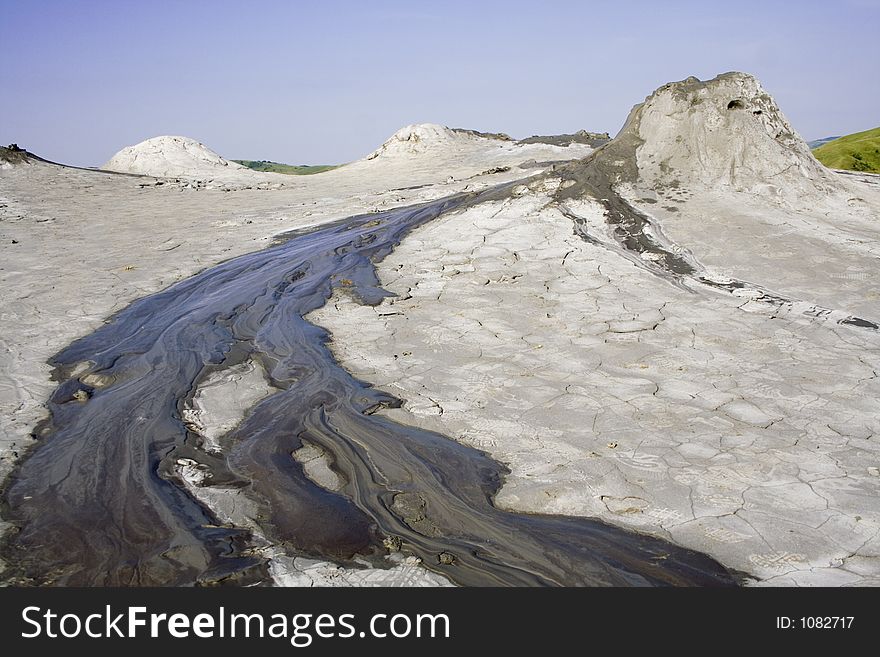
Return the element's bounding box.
[2,185,736,586]
[311,178,880,586]
[0,139,584,480]
[0,137,594,585]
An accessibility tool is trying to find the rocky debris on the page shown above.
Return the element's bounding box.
[383,535,403,552]
[175,457,213,486]
[518,159,569,170]
[0,144,32,167]
[390,491,440,536]
[437,552,455,565]
[480,166,511,176]
[519,130,611,148]
[450,127,513,141]
[71,389,90,402]
[136,176,286,192]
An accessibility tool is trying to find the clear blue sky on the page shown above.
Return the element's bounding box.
[1,0,878,167]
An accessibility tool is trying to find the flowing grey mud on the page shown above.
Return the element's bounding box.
[1,187,739,586]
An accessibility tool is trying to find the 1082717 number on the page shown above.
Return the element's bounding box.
[777,616,854,629]
[801,617,854,629]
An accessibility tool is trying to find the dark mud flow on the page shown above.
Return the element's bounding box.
[1,188,739,587]
[554,150,879,331]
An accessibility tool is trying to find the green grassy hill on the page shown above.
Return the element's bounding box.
[233,160,339,175]
[812,127,880,174]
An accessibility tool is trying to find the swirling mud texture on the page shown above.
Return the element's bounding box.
[1,187,739,586]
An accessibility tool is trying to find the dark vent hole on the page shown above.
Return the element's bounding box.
[727,99,745,110]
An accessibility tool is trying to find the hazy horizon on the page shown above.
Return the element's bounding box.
[2,0,879,167]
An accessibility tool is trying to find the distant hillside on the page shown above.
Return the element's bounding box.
[807,136,841,149]
[233,160,339,175]
[812,127,880,174]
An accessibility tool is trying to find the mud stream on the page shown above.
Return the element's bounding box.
[1,187,738,586]
[554,157,880,331]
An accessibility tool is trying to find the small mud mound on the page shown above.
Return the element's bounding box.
[101,135,249,178]
[365,124,496,160]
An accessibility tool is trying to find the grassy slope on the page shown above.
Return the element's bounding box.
[233,160,339,175]
[812,127,880,174]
